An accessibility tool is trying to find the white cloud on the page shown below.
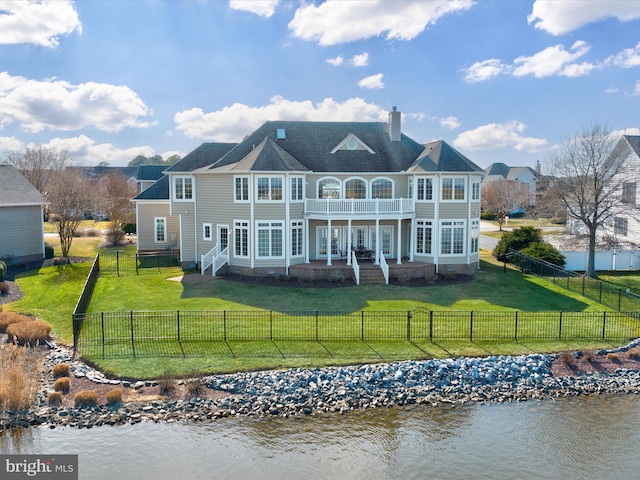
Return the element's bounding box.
[0,72,154,133]
[350,53,369,67]
[633,81,640,96]
[463,41,597,81]
[327,55,343,66]
[37,135,156,166]
[174,96,387,142]
[437,116,461,130]
[288,0,474,46]
[611,127,640,137]
[463,59,508,82]
[528,0,640,35]
[358,73,384,89]
[0,0,81,47]
[453,121,547,152]
[229,0,279,18]
[605,42,640,68]
[0,135,22,151]
[605,85,619,94]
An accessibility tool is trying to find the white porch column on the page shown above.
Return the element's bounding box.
[304,218,310,264]
[347,219,352,266]
[374,219,380,265]
[327,218,332,266]
[409,218,415,262]
[396,218,402,265]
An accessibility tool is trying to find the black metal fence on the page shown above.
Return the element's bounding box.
[507,251,640,312]
[73,308,640,359]
[98,250,180,276]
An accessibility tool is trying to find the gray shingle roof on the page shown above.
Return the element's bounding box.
[206,121,465,173]
[165,143,237,173]
[206,137,310,173]
[624,135,640,157]
[136,165,167,181]
[0,165,48,206]
[134,175,169,200]
[408,141,484,173]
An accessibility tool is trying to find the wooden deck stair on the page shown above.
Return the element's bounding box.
[357,265,386,284]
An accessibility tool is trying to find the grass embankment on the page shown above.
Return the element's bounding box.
[4,245,638,379]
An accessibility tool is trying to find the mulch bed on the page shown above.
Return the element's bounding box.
[550,349,640,377]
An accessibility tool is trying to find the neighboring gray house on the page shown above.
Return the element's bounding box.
[483,162,538,208]
[0,165,48,265]
[134,108,485,282]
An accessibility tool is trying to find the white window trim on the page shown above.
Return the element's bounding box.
[234,176,250,203]
[371,176,395,199]
[290,176,305,202]
[291,220,304,257]
[415,219,433,255]
[472,181,481,201]
[415,176,435,202]
[440,219,466,256]
[317,176,341,199]
[441,177,467,202]
[255,175,285,203]
[203,223,212,241]
[255,220,285,259]
[154,217,167,243]
[173,176,194,201]
[344,176,368,199]
[233,220,250,258]
[330,133,375,154]
[470,219,479,253]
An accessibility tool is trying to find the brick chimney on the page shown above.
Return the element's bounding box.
[388,106,401,142]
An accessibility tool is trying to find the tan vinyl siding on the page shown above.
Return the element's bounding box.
[135,202,175,251]
[438,203,470,218]
[0,206,43,263]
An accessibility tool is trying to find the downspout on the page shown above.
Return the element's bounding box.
[285,173,290,275]
[193,175,198,266]
[434,173,441,274]
[41,205,46,259]
[467,176,471,268]
[250,173,255,270]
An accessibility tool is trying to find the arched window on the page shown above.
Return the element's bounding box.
[344,178,366,199]
[317,177,341,199]
[371,178,393,199]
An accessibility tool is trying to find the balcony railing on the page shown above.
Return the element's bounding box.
[305,198,414,216]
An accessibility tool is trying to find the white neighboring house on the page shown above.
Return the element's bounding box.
[609,135,640,246]
[483,162,538,210]
[0,165,48,265]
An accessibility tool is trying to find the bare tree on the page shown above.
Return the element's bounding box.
[95,172,138,246]
[481,179,531,231]
[46,169,93,260]
[3,146,69,194]
[545,124,634,278]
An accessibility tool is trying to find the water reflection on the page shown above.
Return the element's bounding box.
[2,395,640,480]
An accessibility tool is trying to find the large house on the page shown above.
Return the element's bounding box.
[133,108,484,282]
[483,162,538,208]
[0,165,48,265]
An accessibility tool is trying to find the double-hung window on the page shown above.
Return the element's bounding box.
[256,176,283,201]
[415,220,432,254]
[472,181,481,201]
[441,220,465,255]
[291,220,304,257]
[615,217,628,236]
[174,177,193,200]
[291,177,304,202]
[470,219,479,253]
[235,176,249,202]
[256,221,284,258]
[154,217,166,242]
[442,177,465,201]
[415,177,433,201]
[203,223,212,241]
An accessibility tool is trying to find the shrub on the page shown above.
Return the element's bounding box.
[582,350,597,363]
[184,379,203,399]
[122,223,136,235]
[0,260,6,282]
[0,282,10,295]
[606,352,620,363]
[74,390,98,407]
[6,319,52,345]
[480,212,497,221]
[493,226,543,259]
[52,363,71,378]
[44,244,54,259]
[158,377,176,396]
[53,377,70,393]
[628,348,640,359]
[558,351,576,367]
[47,391,63,406]
[0,344,42,411]
[328,271,345,284]
[0,312,30,333]
[105,388,123,405]
[520,242,566,268]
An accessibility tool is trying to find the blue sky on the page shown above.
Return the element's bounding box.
[0,0,639,169]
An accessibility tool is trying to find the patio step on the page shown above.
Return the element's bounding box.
[357,267,386,284]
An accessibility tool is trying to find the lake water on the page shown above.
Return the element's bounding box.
[2,393,639,480]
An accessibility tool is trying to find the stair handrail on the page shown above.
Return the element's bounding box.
[351,250,360,285]
[379,253,389,284]
[201,243,218,275]
[212,246,229,276]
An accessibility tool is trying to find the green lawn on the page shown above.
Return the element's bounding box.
[5,250,638,379]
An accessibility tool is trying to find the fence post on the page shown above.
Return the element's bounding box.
[130,310,136,358]
[558,311,563,341]
[223,311,227,342]
[270,310,273,341]
[514,311,518,342]
[361,310,365,341]
[429,310,433,343]
[470,311,473,342]
[315,310,319,342]
[117,250,120,277]
[406,311,411,342]
[177,310,180,342]
[101,312,105,359]
[602,311,607,341]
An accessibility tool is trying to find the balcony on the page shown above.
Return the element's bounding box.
[304,198,415,218]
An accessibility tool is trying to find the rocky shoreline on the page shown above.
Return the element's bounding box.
[3,340,640,429]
